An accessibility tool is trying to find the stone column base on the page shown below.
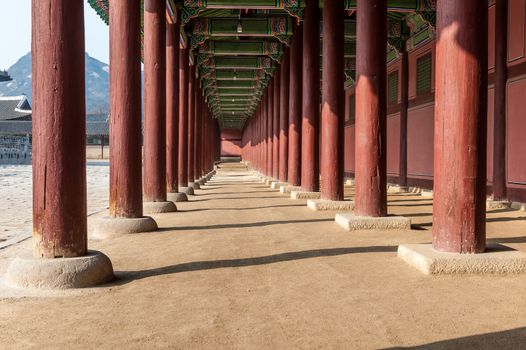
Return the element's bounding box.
[91,216,158,239]
[398,244,526,275]
[335,214,411,231]
[387,185,408,193]
[344,179,355,186]
[144,201,177,214]
[486,200,511,209]
[189,182,201,190]
[290,191,321,200]
[5,250,114,290]
[421,189,433,198]
[167,192,188,202]
[280,185,301,194]
[179,186,195,196]
[307,199,355,211]
[265,178,275,185]
[511,202,526,211]
[270,181,287,190]
[197,178,206,186]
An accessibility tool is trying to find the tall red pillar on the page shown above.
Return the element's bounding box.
[109,0,144,219]
[143,0,171,206]
[188,66,196,186]
[178,46,189,189]
[195,94,202,180]
[267,80,274,177]
[32,0,87,257]
[279,49,290,182]
[354,0,387,217]
[301,0,320,192]
[433,0,488,253]
[493,0,508,201]
[399,41,409,188]
[288,24,303,187]
[273,67,281,180]
[166,18,180,194]
[321,0,345,201]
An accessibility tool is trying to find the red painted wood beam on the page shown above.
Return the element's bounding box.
[279,48,290,183]
[273,66,281,180]
[288,23,303,187]
[433,0,488,253]
[354,0,387,217]
[143,0,167,203]
[178,45,189,188]
[32,0,87,257]
[267,78,274,177]
[109,0,144,218]
[188,64,196,184]
[321,0,345,201]
[166,17,180,194]
[301,0,320,192]
[492,0,508,201]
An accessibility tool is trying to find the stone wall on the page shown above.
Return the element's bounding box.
[0,135,32,165]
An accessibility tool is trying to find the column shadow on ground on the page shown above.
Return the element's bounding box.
[114,245,398,283]
[190,196,283,202]
[179,204,306,213]
[383,327,526,349]
[194,191,274,196]
[157,218,334,232]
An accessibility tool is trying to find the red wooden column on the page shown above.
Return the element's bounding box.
[288,23,303,187]
[262,94,267,174]
[143,0,169,205]
[178,46,189,189]
[321,0,345,201]
[188,66,196,186]
[108,0,144,219]
[354,0,387,217]
[273,67,281,180]
[279,48,290,182]
[301,0,320,192]
[203,108,208,173]
[493,0,508,201]
[195,94,202,180]
[399,40,409,188]
[267,81,274,177]
[32,0,87,257]
[433,0,488,253]
[166,18,180,194]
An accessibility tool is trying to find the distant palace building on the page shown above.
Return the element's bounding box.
[0,70,12,82]
[0,95,109,164]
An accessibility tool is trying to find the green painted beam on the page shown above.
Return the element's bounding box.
[198,41,283,61]
[202,69,267,81]
[190,17,294,48]
[214,88,257,96]
[199,56,275,70]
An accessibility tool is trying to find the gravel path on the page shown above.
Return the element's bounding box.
[0,161,110,243]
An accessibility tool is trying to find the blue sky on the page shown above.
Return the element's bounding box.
[0,0,110,69]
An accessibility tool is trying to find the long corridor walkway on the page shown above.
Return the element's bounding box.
[1,162,526,348]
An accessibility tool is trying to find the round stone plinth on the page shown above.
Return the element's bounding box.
[5,250,114,290]
[91,216,158,239]
[144,201,178,214]
[167,192,188,202]
[189,182,201,190]
[180,186,195,195]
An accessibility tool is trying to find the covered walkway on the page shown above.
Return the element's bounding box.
[2,162,526,348]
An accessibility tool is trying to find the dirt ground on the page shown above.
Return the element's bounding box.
[1,163,526,349]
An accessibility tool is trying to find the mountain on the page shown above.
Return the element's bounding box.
[0,52,110,115]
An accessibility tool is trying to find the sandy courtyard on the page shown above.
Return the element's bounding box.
[0,163,526,349]
[0,161,110,245]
